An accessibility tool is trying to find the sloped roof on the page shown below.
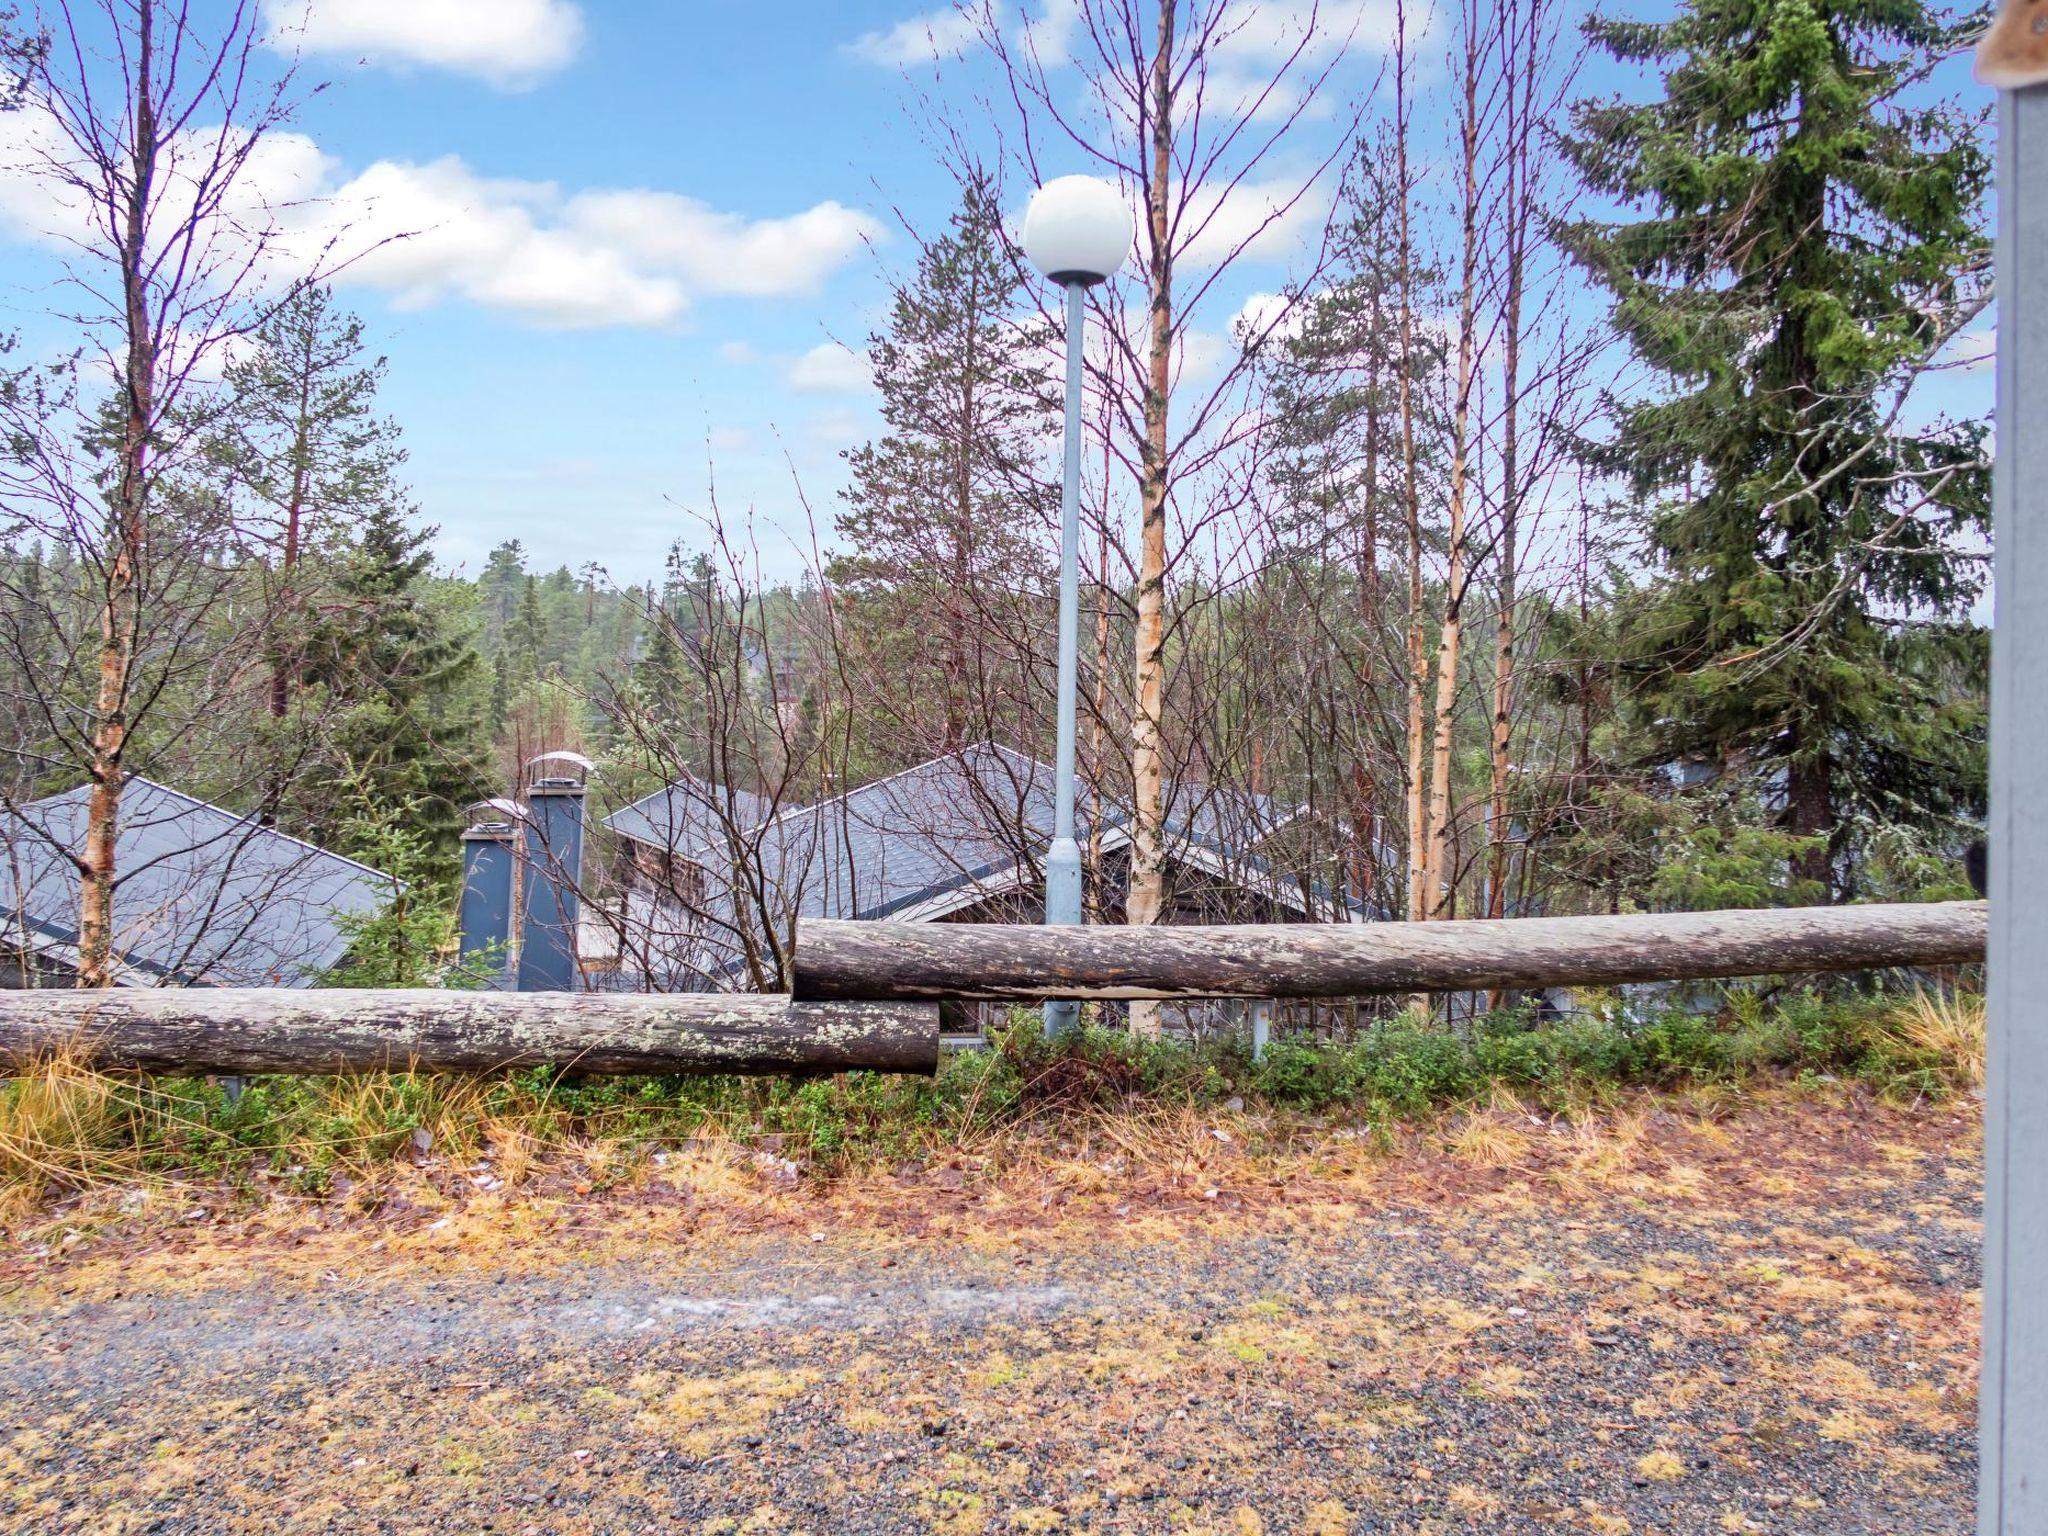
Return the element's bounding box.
[606,743,1304,906]
[595,743,1340,989]
[0,777,399,987]
[604,777,775,855]
[746,743,1073,921]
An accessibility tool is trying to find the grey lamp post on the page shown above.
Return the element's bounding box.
[1022,175,1131,1037]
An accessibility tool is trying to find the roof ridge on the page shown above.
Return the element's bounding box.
[24,775,396,887]
[753,743,989,835]
[609,773,775,842]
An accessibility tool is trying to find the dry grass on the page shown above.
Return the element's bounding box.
[0,987,1989,1230]
[1873,989,1985,1094]
[1445,1087,1538,1170]
[0,1044,143,1218]
[0,1050,592,1221]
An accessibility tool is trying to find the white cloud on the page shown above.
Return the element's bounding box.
[1175,326,1232,386]
[808,406,865,445]
[265,0,585,88]
[1178,176,1328,267]
[1211,0,1400,68]
[1212,1,1405,120]
[1231,290,1321,360]
[787,342,872,394]
[846,4,983,66]
[0,106,885,332]
[720,340,760,365]
[1946,327,1996,373]
[1015,0,1079,64]
[565,191,877,298]
[306,156,682,328]
[1011,1,1395,119]
[1228,290,1277,337]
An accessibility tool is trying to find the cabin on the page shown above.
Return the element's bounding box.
[0,777,399,988]
[589,741,1358,1032]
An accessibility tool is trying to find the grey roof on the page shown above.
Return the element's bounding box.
[604,777,776,855]
[0,777,399,987]
[748,743,1072,921]
[598,743,1333,989]
[606,744,1302,907]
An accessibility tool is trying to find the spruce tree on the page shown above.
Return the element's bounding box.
[1562,0,1991,898]
[832,173,1057,755]
[478,540,528,644]
[631,546,701,755]
[301,500,487,872]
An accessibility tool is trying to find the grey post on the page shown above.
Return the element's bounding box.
[1043,279,1087,1037]
[1983,73,2047,1536]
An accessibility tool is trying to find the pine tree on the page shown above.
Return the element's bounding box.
[832,174,1058,755]
[218,286,404,720]
[1258,144,1434,557]
[1562,0,1991,898]
[1254,139,1443,902]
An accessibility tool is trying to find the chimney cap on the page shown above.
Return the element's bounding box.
[525,750,595,788]
[463,796,529,835]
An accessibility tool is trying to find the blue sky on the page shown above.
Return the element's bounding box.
[247,0,981,587]
[0,0,1996,590]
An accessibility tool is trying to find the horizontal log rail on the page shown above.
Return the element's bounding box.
[792,901,1987,1002]
[0,991,941,1078]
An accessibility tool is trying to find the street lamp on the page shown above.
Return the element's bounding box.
[1023,175,1130,1037]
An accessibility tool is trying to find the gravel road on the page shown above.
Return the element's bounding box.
[0,1093,1980,1534]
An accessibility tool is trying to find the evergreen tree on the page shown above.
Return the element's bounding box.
[513,573,545,691]
[832,173,1058,755]
[488,649,512,737]
[1562,0,1991,898]
[1257,142,1438,558]
[478,540,528,643]
[217,286,402,720]
[632,547,700,749]
[299,500,487,872]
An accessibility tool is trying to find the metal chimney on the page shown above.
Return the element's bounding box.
[457,798,524,987]
[516,752,594,993]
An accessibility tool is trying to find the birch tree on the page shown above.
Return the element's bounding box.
[976,0,1363,1031]
[0,0,331,986]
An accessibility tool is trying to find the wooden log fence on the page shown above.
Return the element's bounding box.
[793,901,1987,1002]
[0,902,1986,1078]
[0,990,941,1078]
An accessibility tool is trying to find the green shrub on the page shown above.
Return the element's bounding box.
[0,984,1973,1209]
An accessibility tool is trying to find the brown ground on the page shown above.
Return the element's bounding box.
[0,1087,1981,1534]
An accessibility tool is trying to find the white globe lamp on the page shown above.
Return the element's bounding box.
[1022,175,1131,287]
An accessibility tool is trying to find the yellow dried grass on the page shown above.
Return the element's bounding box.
[0,1044,142,1215]
[1876,989,1984,1094]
